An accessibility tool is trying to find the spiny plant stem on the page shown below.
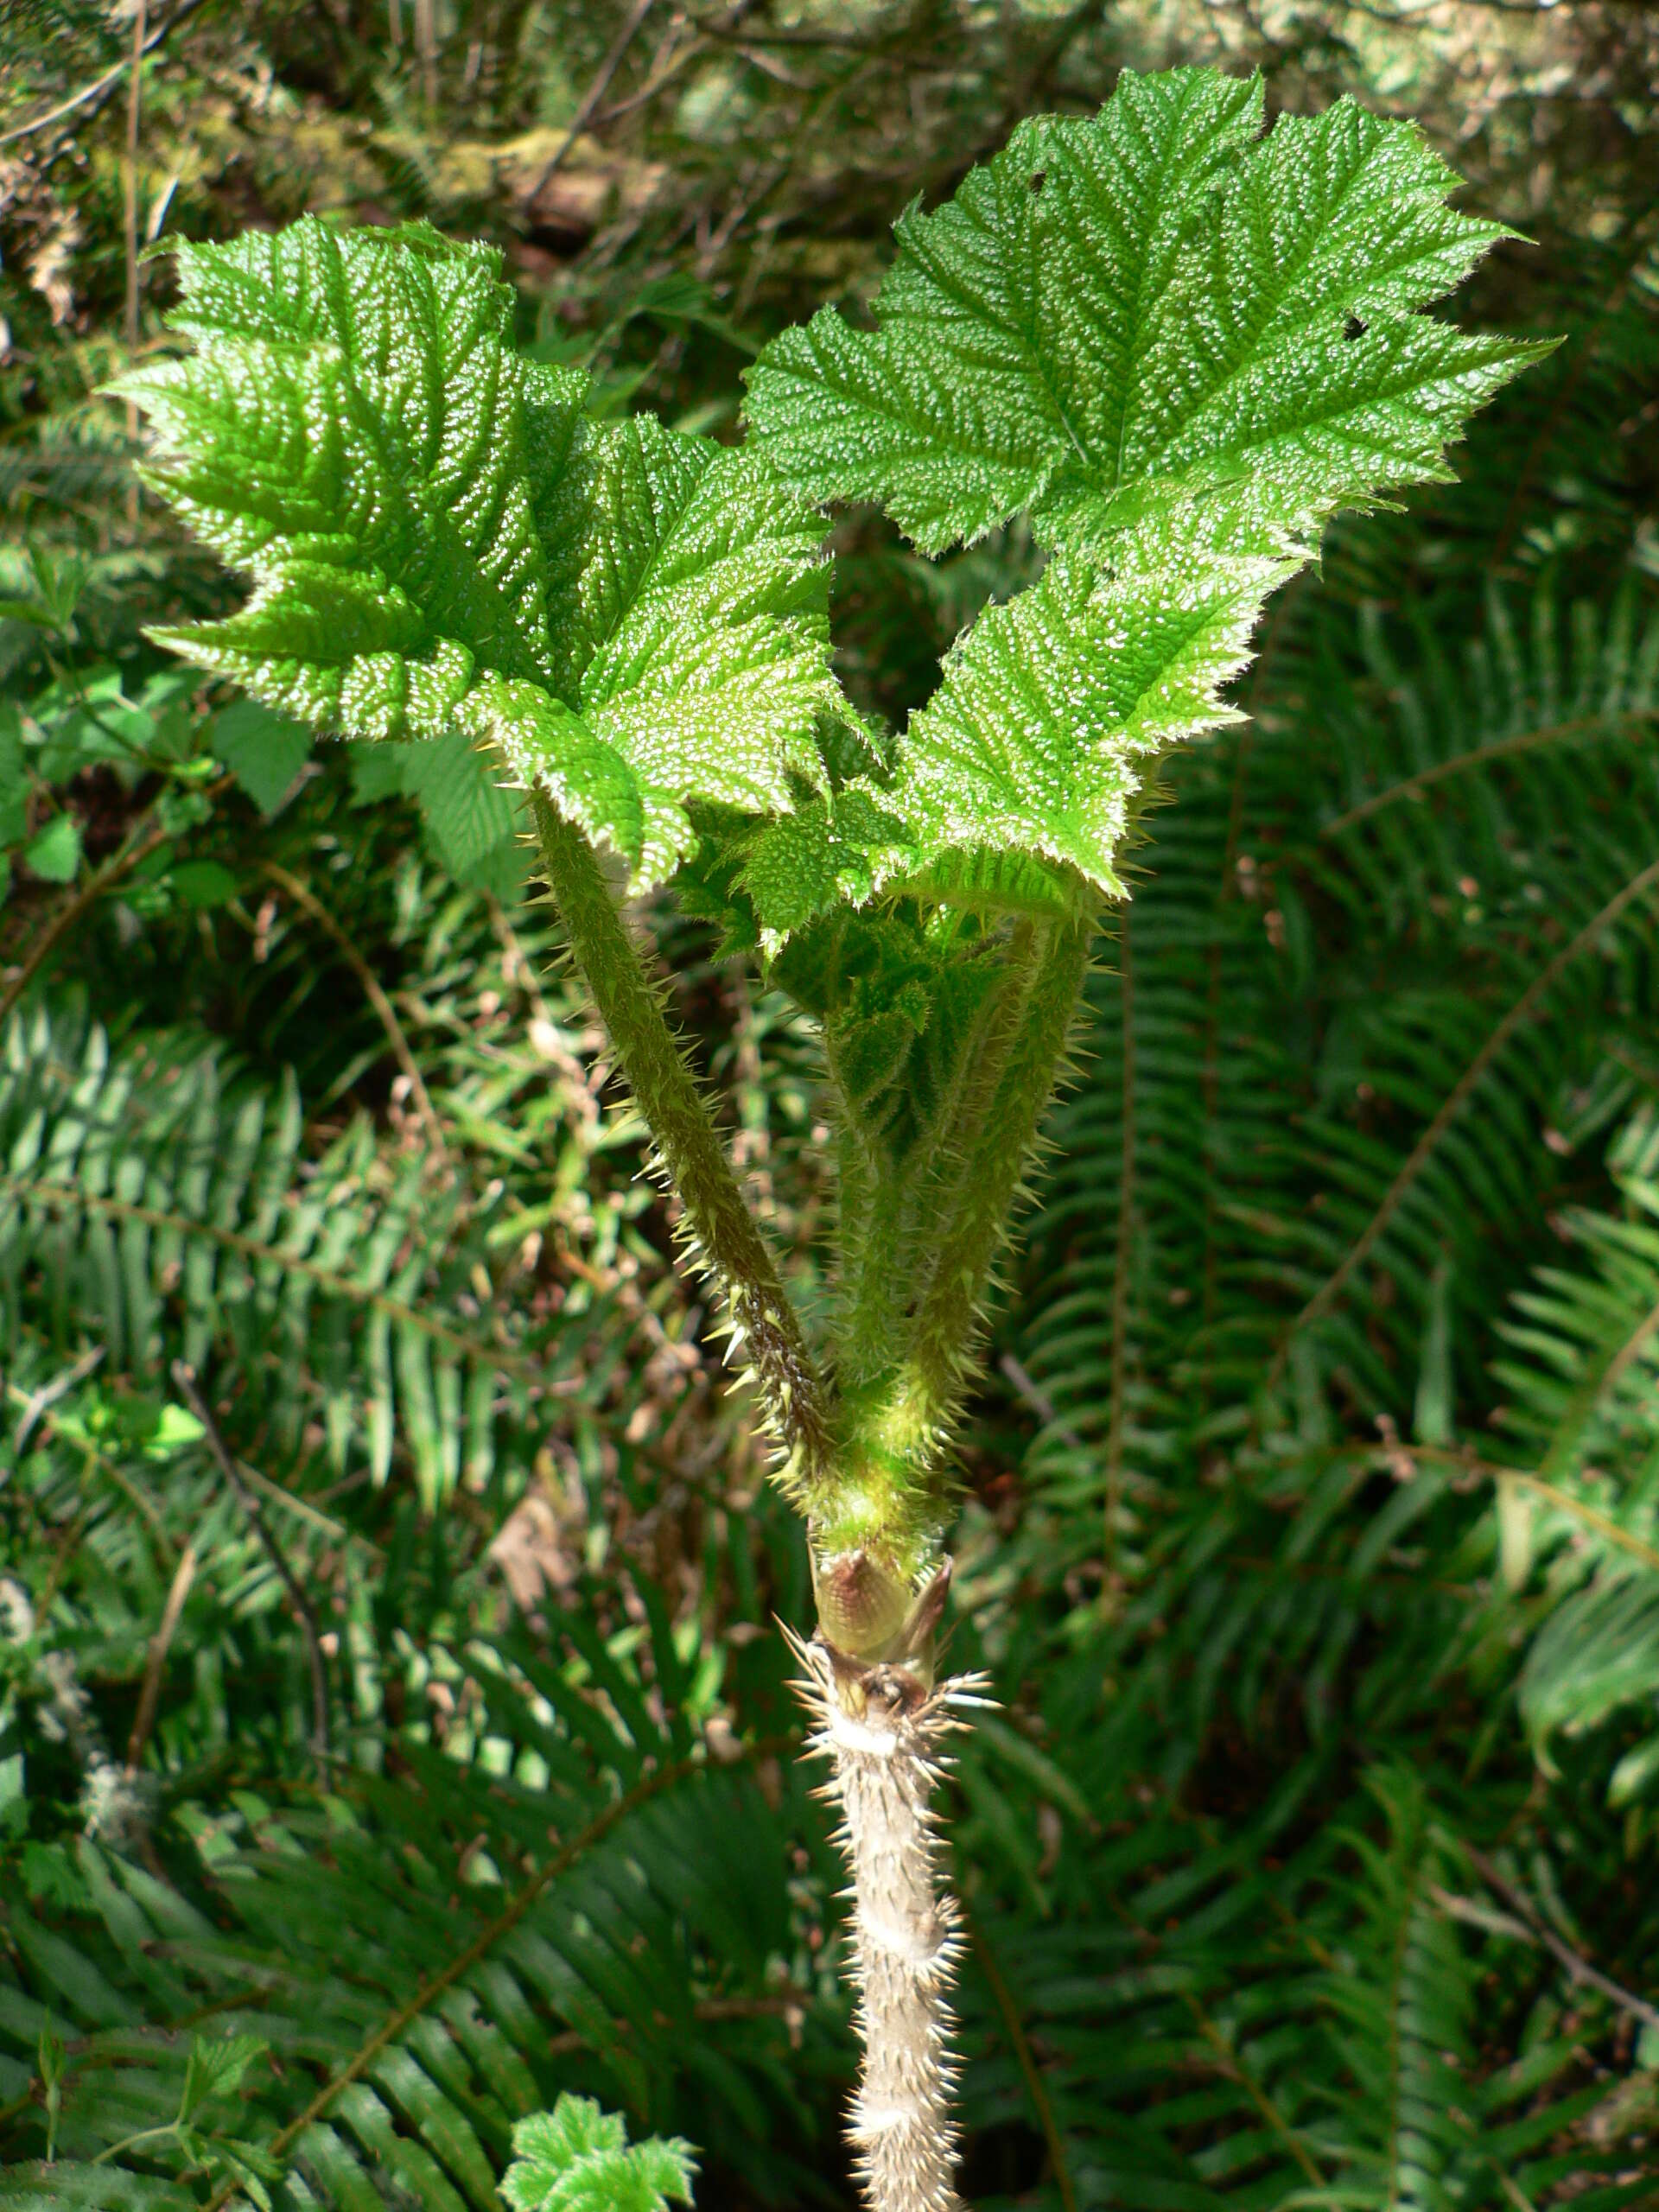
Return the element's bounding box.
[531,795,833,1492]
[794,1637,976,2212]
[911,908,1092,1410]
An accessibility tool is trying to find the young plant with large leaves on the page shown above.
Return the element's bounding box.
[117,65,1539,2211]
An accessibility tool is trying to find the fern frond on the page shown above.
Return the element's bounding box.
[0,998,587,1505]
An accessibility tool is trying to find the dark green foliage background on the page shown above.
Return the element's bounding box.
[3,3,1659,2207]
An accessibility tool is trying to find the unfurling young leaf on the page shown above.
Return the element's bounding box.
[179,2032,268,2122]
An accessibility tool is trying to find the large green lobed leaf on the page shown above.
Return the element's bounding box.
[745,67,1548,895]
[118,219,844,887]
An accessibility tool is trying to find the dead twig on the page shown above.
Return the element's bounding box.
[122,0,148,526]
[170,1362,331,1760]
[1458,1846,1659,2034]
[124,1537,200,1777]
[518,0,659,207]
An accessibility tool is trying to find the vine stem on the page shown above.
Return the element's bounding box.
[531,797,831,1494]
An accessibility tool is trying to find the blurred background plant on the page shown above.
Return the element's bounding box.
[3,2,1659,2206]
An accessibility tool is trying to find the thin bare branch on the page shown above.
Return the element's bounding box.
[124,1536,199,1777]
[1459,1847,1659,2034]
[0,0,212,151]
[121,0,148,529]
[518,0,659,206]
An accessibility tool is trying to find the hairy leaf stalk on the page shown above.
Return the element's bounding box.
[818,911,1095,1608]
[532,796,833,1493]
[794,1635,978,2212]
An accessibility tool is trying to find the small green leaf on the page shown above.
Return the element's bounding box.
[169,860,239,910]
[22,814,80,884]
[27,549,88,630]
[501,2094,696,2212]
[180,2033,267,2122]
[397,726,522,882]
[211,698,313,816]
[0,549,86,634]
[350,728,525,891]
[144,1403,206,1456]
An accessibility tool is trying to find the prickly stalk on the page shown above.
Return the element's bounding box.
[793,1633,982,2212]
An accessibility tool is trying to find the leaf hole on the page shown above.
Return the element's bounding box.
[1343,315,1365,342]
[1028,170,1046,194]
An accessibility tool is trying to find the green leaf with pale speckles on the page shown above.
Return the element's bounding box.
[118,219,844,888]
[745,67,1548,893]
